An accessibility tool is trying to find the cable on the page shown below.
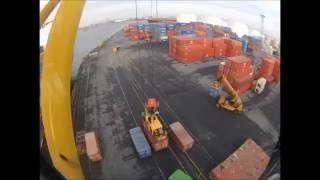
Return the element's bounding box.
[151,0,153,18]
[135,0,137,20]
[156,0,158,18]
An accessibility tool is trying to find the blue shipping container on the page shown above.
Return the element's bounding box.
[221,26,232,33]
[129,127,152,159]
[209,88,221,99]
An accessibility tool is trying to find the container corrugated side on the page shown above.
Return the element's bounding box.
[129,127,152,159]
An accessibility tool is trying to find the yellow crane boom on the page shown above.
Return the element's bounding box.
[213,75,243,112]
[40,0,86,179]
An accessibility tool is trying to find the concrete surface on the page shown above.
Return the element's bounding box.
[71,26,280,179]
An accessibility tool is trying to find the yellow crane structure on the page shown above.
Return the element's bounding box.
[212,75,243,112]
[40,0,86,179]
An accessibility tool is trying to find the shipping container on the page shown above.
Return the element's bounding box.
[169,122,194,152]
[129,127,152,159]
[273,59,280,82]
[257,57,276,81]
[212,37,226,47]
[85,132,103,162]
[232,75,252,94]
[209,138,270,180]
[169,169,192,180]
[214,46,227,57]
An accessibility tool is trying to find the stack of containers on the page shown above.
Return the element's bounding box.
[158,23,168,43]
[169,36,177,58]
[175,22,194,36]
[128,23,140,41]
[202,38,214,58]
[221,26,232,33]
[170,36,204,63]
[166,23,176,37]
[224,39,242,57]
[176,30,195,37]
[192,22,214,38]
[229,32,240,41]
[256,56,276,82]
[221,56,253,94]
[137,23,145,40]
[273,59,280,83]
[124,22,154,41]
[212,37,227,57]
[212,25,227,37]
[143,23,152,40]
[241,35,249,54]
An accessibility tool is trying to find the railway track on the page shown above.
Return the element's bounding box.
[115,49,212,180]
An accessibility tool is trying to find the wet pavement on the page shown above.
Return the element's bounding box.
[71,27,280,179]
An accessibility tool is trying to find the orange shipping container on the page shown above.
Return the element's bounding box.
[257,57,276,81]
[176,37,202,45]
[176,44,203,52]
[226,56,252,69]
[169,122,194,152]
[167,30,176,37]
[209,139,270,180]
[273,59,281,82]
[209,47,215,57]
[203,38,213,48]
[214,45,227,57]
[212,37,226,48]
[217,63,225,79]
[202,47,212,59]
[232,75,252,94]
[85,132,103,162]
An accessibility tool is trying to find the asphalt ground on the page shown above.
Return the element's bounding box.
[71,29,280,179]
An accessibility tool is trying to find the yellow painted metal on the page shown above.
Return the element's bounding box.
[40,0,60,28]
[40,1,85,179]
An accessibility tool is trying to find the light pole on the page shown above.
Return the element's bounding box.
[260,14,265,36]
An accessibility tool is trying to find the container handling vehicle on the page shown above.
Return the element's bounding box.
[141,98,169,152]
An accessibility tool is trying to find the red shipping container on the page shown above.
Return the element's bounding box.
[203,38,213,48]
[212,37,226,48]
[176,37,204,46]
[223,66,230,77]
[232,75,252,94]
[228,69,253,80]
[194,30,206,37]
[214,45,227,57]
[176,44,203,54]
[169,36,177,57]
[176,52,203,59]
[257,57,276,80]
[169,122,194,152]
[176,51,203,61]
[273,60,280,82]
[202,47,212,58]
[167,30,176,37]
[227,56,252,69]
[217,63,225,79]
[210,139,270,180]
[224,38,242,47]
[209,48,215,57]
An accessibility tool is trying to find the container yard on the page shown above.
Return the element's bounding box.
[40,1,280,180]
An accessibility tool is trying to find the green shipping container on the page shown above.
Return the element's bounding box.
[168,169,192,180]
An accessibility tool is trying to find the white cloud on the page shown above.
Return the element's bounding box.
[40,0,280,46]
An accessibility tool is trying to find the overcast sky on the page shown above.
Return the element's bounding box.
[40,0,280,46]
